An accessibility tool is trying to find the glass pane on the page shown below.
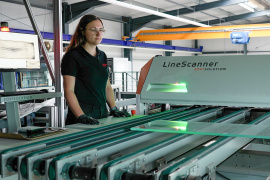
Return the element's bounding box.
[130,120,270,139]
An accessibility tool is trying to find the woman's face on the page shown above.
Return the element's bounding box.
[83,20,104,46]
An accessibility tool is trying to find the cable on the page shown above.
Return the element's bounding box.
[38,0,49,56]
[42,0,49,38]
[0,12,52,22]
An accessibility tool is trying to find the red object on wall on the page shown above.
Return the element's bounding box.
[0,22,10,32]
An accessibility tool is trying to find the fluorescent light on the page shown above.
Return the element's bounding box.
[99,0,211,27]
[239,2,255,12]
[248,0,265,10]
[246,1,257,8]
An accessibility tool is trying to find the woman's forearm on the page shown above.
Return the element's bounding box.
[64,90,84,118]
[106,82,116,109]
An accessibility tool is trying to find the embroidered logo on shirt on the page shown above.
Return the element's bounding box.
[102,64,107,67]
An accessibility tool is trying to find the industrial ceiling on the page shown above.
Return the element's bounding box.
[1,0,270,32]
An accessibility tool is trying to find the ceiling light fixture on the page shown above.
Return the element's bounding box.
[246,1,258,8]
[99,0,211,27]
[239,2,256,12]
[248,0,266,10]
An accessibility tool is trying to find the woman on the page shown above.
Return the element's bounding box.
[61,14,129,125]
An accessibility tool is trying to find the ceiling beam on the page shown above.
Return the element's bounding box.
[254,19,270,24]
[167,0,230,18]
[134,23,270,41]
[65,7,95,24]
[64,0,106,23]
[63,0,125,25]
[131,0,247,31]
[121,0,167,12]
[64,0,167,24]
[69,0,105,12]
[0,0,53,10]
[177,10,270,28]
[82,9,124,23]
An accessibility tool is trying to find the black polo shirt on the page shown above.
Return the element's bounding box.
[61,46,109,123]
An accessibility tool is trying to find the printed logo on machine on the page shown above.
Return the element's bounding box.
[162,61,227,71]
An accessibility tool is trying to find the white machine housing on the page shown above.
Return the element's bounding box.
[138,55,270,108]
[0,31,40,69]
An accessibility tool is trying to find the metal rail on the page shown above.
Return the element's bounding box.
[0,107,190,178]
[135,23,270,41]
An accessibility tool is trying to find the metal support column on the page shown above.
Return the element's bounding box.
[123,16,133,92]
[62,2,70,34]
[165,40,172,56]
[123,16,133,61]
[49,106,57,127]
[2,72,20,133]
[54,0,65,127]
[244,44,247,55]
[23,0,55,84]
[195,39,198,56]
[164,26,173,57]
[122,73,125,91]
